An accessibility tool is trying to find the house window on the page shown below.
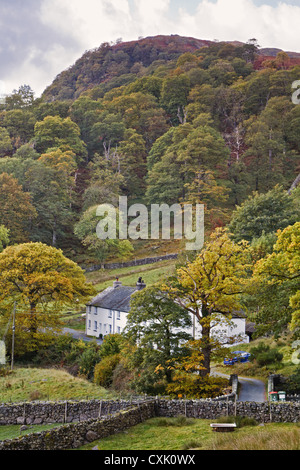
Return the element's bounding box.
[94,321,97,331]
[117,326,121,334]
[104,324,106,334]
[116,311,120,320]
[108,310,112,318]
[109,324,112,334]
[88,320,91,329]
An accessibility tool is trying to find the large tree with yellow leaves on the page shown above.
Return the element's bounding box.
[164,227,251,376]
[0,242,95,355]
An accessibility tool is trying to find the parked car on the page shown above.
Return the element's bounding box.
[224,351,251,365]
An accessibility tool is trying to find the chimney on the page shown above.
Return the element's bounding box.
[136,277,146,290]
[113,277,122,288]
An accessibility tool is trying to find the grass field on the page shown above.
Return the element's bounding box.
[85,259,176,291]
[0,423,64,441]
[77,417,300,451]
[0,368,116,403]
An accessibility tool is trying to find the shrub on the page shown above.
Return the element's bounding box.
[77,347,102,380]
[94,354,120,387]
[250,342,283,366]
[166,372,229,399]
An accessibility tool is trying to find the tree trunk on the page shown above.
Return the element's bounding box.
[29,303,38,336]
[200,322,211,377]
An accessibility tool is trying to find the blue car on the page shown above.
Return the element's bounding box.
[224,351,251,365]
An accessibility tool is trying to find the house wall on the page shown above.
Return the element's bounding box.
[86,306,127,338]
[86,305,248,345]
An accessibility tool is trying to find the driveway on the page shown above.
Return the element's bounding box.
[211,368,267,402]
[237,376,266,402]
[62,328,103,345]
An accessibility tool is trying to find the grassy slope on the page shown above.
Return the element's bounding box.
[0,368,116,403]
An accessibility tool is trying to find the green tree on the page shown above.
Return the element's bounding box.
[5,85,35,109]
[2,109,36,150]
[24,153,76,246]
[74,205,133,263]
[229,185,299,243]
[0,127,12,157]
[0,172,37,243]
[125,285,192,383]
[83,154,125,210]
[160,74,190,124]
[34,115,87,164]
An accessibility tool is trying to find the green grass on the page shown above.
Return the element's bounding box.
[0,368,116,403]
[0,423,64,441]
[79,417,212,451]
[85,259,176,291]
[77,418,300,451]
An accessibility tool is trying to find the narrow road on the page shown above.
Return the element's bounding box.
[62,328,103,345]
[212,368,267,402]
[237,376,266,402]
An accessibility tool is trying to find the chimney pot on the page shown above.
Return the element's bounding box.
[136,277,146,290]
[113,278,122,288]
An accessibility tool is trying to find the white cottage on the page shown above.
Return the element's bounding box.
[85,277,146,339]
[86,277,249,345]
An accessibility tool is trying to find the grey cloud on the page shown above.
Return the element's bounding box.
[0,0,81,92]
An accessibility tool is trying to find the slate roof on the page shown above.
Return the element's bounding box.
[87,285,138,313]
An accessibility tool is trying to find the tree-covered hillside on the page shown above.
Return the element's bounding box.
[0,35,299,263]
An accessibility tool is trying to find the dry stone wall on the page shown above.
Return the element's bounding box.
[156,399,300,423]
[0,401,156,451]
[0,399,140,426]
[0,397,299,450]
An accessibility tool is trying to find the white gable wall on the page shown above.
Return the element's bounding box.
[86,305,128,338]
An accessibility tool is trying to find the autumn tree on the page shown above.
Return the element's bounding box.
[251,222,300,336]
[0,172,37,243]
[164,227,251,376]
[0,225,9,252]
[0,243,95,355]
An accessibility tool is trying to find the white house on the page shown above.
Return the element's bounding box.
[85,278,146,338]
[86,277,249,344]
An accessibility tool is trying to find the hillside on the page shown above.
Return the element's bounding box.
[0,33,299,261]
[42,34,300,102]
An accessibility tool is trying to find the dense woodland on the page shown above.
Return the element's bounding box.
[0,35,299,261]
[0,35,299,396]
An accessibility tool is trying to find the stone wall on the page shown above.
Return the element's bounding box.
[83,253,178,272]
[0,399,142,426]
[0,398,299,450]
[0,401,156,451]
[156,399,300,423]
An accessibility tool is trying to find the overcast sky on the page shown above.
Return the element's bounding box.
[0,0,300,98]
